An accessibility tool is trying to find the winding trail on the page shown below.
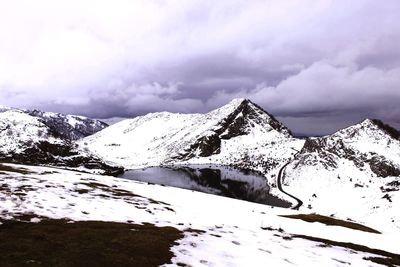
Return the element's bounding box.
[277,160,303,210]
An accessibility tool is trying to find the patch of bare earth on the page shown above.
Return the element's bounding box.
[280,213,381,234]
[0,163,33,175]
[0,219,184,267]
[292,235,400,267]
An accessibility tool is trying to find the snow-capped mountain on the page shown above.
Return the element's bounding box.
[27,109,108,140]
[294,118,400,177]
[1,99,400,266]
[0,106,108,140]
[81,98,303,171]
[80,98,400,231]
[0,110,68,157]
[2,99,399,229]
[0,109,121,175]
[283,118,400,231]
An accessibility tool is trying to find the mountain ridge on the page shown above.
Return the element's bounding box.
[0,106,108,140]
[0,108,121,175]
[81,98,298,169]
[0,99,399,232]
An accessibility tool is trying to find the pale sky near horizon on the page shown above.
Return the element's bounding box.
[1,0,400,135]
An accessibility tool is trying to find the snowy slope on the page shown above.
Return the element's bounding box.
[28,109,108,140]
[2,99,398,234]
[81,98,302,172]
[0,110,121,175]
[296,119,400,176]
[0,110,68,156]
[0,105,12,112]
[1,98,400,265]
[1,163,399,267]
[283,119,400,232]
[0,105,108,140]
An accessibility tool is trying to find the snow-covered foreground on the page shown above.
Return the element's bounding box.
[1,163,399,266]
[284,158,400,234]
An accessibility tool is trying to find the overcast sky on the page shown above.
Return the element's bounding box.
[1,0,400,135]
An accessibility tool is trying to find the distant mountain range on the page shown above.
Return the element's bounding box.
[2,100,399,178]
[79,98,400,176]
[0,107,121,175]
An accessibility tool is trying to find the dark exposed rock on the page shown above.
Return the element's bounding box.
[174,99,292,161]
[371,119,400,140]
[0,109,121,175]
[192,132,221,157]
[387,180,400,188]
[28,110,108,140]
[218,99,292,139]
[380,180,400,192]
[382,193,392,202]
[0,141,124,176]
[368,156,400,178]
[296,139,339,169]
[296,122,400,177]
[300,138,324,153]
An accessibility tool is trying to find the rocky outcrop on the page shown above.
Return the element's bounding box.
[293,118,400,177]
[174,99,292,161]
[371,119,400,140]
[368,156,400,178]
[192,132,222,157]
[218,99,292,139]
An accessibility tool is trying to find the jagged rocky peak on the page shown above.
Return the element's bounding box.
[177,99,293,160]
[81,98,297,168]
[300,118,400,154]
[368,119,400,140]
[332,118,400,141]
[212,98,292,139]
[297,118,400,177]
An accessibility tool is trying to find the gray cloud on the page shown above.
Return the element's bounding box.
[1,0,400,135]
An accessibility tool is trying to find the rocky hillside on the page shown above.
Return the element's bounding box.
[27,109,108,140]
[81,98,303,171]
[282,119,400,231]
[0,106,108,140]
[293,118,400,177]
[80,99,400,231]
[1,99,399,232]
[0,109,121,175]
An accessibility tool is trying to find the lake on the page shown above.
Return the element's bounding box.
[120,165,291,208]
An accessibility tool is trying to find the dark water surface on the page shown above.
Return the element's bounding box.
[120,165,291,208]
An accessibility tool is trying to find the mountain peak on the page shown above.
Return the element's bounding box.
[330,118,399,141]
[211,98,292,138]
[351,118,400,140]
[369,119,400,140]
[82,98,295,167]
[228,98,250,106]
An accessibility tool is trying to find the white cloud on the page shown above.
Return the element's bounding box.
[208,62,400,120]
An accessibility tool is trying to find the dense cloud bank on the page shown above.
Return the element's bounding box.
[1,0,399,135]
